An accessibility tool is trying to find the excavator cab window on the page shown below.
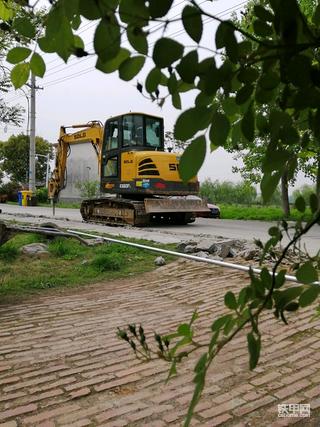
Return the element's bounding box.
[104,156,118,177]
[106,120,119,150]
[145,117,161,148]
[123,115,144,147]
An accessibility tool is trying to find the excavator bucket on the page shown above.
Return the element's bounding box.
[144,197,210,214]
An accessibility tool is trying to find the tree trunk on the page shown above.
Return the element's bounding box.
[281,170,290,218]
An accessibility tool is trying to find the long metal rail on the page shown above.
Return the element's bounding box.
[67,229,319,285]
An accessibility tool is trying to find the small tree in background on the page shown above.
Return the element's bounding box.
[75,180,100,199]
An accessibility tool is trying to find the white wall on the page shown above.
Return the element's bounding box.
[59,142,99,201]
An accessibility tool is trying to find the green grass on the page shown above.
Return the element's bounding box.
[0,233,176,303]
[219,204,312,221]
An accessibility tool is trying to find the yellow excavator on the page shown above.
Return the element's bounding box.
[48,112,209,226]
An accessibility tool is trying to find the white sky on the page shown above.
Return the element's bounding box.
[1,0,313,190]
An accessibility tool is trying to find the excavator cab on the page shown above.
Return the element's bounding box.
[100,112,200,197]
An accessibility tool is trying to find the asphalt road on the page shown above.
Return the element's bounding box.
[1,203,320,253]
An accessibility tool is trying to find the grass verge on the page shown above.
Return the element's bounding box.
[0,232,176,303]
[219,204,312,221]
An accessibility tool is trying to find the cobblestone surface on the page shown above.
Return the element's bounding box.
[0,260,319,426]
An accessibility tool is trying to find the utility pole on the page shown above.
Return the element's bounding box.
[29,73,36,195]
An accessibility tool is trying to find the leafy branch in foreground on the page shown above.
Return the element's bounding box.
[118,193,320,427]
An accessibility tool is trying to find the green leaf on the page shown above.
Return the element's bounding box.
[253,5,274,22]
[211,314,232,331]
[172,92,181,109]
[145,67,161,93]
[179,135,206,182]
[72,14,81,30]
[96,48,130,74]
[148,0,173,18]
[241,103,255,141]
[79,0,103,20]
[194,353,207,372]
[295,196,306,213]
[215,21,238,63]
[153,38,184,68]
[299,286,320,308]
[119,0,149,24]
[262,149,290,173]
[222,97,238,115]
[118,56,145,81]
[127,26,148,55]
[237,67,260,84]
[236,84,254,105]
[30,53,46,78]
[258,71,280,90]
[0,2,14,20]
[94,16,121,62]
[287,55,311,88]
[224,291,238,310]
[261,172,281,203]
[38,36,56,54]
[247,333,261,370]
[209,112,230,147]
[296,262,318,284]
[274,287,304,310]
[275,270,287,289]
[182,5,203,43]
[253,19,273,36]
[174,106,212,141]
[7,47,31,64]
[284,302,299,311]
[165,359,177,383]
[13,17,36,38]
[73,35,84,49]
[176,50,198,84]
[177,323,191,337]
[11,63,30,89]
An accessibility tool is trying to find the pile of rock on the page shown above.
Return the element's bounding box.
[176,238,262,261]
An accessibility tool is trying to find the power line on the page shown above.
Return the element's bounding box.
[43,1,247,89]
[5,1,248,98]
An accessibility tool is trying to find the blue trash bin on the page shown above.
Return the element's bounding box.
[18,191,22,206]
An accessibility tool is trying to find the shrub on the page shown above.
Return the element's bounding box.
[36,187,48,203]
[199,179,257,205]
[75,180,100,199]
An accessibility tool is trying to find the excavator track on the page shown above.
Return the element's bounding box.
[80,197,195,227]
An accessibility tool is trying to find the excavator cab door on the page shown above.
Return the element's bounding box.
[101,118,120,191]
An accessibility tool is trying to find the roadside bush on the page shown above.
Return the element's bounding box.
[200,179,257,205]
[90,253,123,272]
[36,187,48,203]
[75,180,100,199]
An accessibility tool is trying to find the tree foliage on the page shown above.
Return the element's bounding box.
[2,1,320,425]
[200,179,257,205]
[0,134,52,184]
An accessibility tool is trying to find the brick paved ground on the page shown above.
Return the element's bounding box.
[0,259,319,427]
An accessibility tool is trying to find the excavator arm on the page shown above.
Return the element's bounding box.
[48,121,103,201]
